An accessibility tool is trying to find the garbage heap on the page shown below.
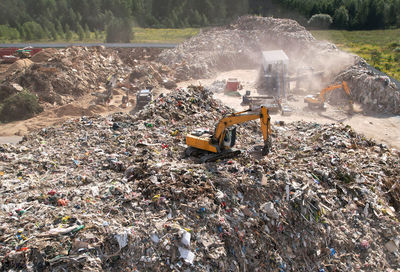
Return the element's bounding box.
[0,86,399,271]
[159,15,400,114]
[335,59,400,114]
[1,47,176,108]
[158,15,352,81]
[1,47,128,106]
[116,48,165,65]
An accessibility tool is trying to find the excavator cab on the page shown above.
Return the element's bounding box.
[222,127,237,148]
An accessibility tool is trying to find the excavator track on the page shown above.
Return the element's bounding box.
[200,149,241,163]
[185,147,241,163]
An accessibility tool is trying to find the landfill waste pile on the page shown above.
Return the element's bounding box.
[158,15,352,81]
[205,80,226,93]
[2,46,129,106]
[0,46,177,120]
[335,59,400,114]
[159,15,399,114]
[116,48,165,65]
[128,62,177,91]
[1,86,399,271]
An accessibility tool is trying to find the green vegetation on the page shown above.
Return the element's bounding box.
[0,91,43,123]
[308,14,333,29]
[312,29,400,80]
[132,28,199,43]
[268,0,400,30]
[1,0,399,43]
[106,18,133,43]
[0,0,247,43]
[0,27,199,44]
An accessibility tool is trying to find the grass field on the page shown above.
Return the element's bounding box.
[0,27,200,44]
[311,29,400,80]
[132,27,199,43]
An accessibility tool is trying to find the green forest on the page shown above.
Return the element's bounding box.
[0,0,400,42]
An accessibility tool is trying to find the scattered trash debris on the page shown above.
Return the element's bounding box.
[0,85,399,271]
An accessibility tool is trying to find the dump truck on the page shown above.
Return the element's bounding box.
[224,78,242,96]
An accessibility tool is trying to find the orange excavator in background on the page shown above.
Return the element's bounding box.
[304,81,353,110]
[185,106,272,162]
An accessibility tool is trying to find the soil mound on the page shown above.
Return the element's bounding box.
[30,48,58,63]
[6,59,33,73]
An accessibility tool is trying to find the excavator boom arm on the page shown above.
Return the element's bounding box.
[319,84,343,102]
[214,106,271,146]
[319,81,352,102]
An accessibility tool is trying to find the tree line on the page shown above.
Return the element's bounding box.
[0,0,399,42]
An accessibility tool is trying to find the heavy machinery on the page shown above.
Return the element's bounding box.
[14,47,32,59]
[185,106,272,162]
[304,81,353,110]
[241,90,293,115]
[224,78,242,96]
[136,88,153,110]
[241,91,281,113]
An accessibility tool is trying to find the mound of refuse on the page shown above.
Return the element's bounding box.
[0,47,177,122]
[0,86,399,271]
[335,59,400,114]
[159,15,400,114]
[158,15,353,81]
[2,47,128,106]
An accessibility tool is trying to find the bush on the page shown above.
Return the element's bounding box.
[106,18,134,43]
[0,85,18,103]
[0,91,43,122]
[333,6,349,29]
[21,21,47,40]
[370,49,382,65]
[0,25,20,41]
[387,42,400,49]
[308,14,333,29]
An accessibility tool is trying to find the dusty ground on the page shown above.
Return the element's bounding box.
[178,69,400,150]
[0,79,170,137]
[1,64,399,149]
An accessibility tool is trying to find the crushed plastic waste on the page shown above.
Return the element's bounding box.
[0,85,399,271]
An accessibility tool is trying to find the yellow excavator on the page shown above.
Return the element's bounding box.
[304,81,353,110]
[185,106,272,162]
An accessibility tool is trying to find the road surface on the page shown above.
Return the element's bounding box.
[0,43,176,48]
[0,136,22,145]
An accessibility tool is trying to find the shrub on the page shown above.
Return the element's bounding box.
[0,25,20,41]
[106,17,134,43]
[0,91,43,122]
[308,14,333,29]
[0,85,18,103]
[387,42,400,49]
[333,6,349,29]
